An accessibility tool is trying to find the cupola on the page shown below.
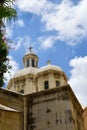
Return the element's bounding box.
[23,47,39,68]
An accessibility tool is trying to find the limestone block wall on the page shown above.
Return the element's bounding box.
[0,88,23,112]
[25,77,36,94]
[26,87,83,130]
[0,110,22,130]
[37,71,67,91]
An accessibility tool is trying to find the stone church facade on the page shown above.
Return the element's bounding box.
[0,49,85,130]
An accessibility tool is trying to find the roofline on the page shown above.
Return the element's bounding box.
[0,87,23,97]
[23,84,83,111]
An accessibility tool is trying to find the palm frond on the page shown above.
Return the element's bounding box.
[0,6,17,21]
[0,0,15,6]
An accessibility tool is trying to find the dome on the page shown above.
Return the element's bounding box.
[25,51,38,57]
[23,49,39,68]
[38,64,63,73]
[38,64,68,81]
[13,67,39,78]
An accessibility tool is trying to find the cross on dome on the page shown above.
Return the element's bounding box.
[47,60,51,65]
[28,46,33,52]
[23,46,39,68]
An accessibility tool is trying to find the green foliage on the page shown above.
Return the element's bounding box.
[0,0,17,87]
[0,7,17,20]
[0,32,8,86]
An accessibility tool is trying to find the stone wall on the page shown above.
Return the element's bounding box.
[25,85,84,130]
[0,88,23,112]
[0,109,22,130]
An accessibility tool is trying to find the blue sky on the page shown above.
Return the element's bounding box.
[5,0,87,108]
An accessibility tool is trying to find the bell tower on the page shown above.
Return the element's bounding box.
[23,47,39,68]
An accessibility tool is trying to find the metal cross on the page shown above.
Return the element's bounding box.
[47,60,51,65]
[28,46,33,52]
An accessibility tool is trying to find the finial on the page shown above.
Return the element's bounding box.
[47,60,51,65]
[28,46,33,52]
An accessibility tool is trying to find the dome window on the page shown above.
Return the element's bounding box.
[44,81,49,90]
[32,59,35,67]
[19,89,24,94]
[27,59,30,67]
[56,80,60,87]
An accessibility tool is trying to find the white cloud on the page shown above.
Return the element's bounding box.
[5,19,24,40]
[38,36,54,49]
[16,19,24,27]
[4,56,19,85]
[41,0,87,45]
[6,26,13,38]
[22,36,31,50]
[5,17,24,37]
[68,56,87,108]
[13,36,31,50]
[14,37,23,50]
[16,0,48,15]
[16,0,87,46]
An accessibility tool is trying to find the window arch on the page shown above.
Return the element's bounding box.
[44,81,49,90]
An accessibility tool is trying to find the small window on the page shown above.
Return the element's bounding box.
[56,80,60,87]
[32,59,35,67]
[27,59,30,67]
[44,81,49,89]
[47,109,52,113]
[20,89,24,94]
[56,119,58,124]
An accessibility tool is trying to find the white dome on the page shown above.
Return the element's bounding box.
[13,65,63,78]
[13,67,39,78]
[25,51,38,57]
[38,64,63,73]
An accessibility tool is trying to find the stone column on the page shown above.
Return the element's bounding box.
[30,58,32,67]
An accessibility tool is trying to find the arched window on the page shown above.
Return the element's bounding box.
[32,59,35,67]
[56,80,60,87]
[20,89,24,94]
[27,59,30,67]
[44,81,49,90]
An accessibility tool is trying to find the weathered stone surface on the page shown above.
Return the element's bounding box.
[24,85,84,130]
[0,51,85,130]
[0,88,23,112]
[82,107,87,130]
[0,109,22,130]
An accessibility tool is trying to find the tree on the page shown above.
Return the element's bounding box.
[0,0,17,87]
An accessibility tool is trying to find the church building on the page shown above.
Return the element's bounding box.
[0,48,84,130]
